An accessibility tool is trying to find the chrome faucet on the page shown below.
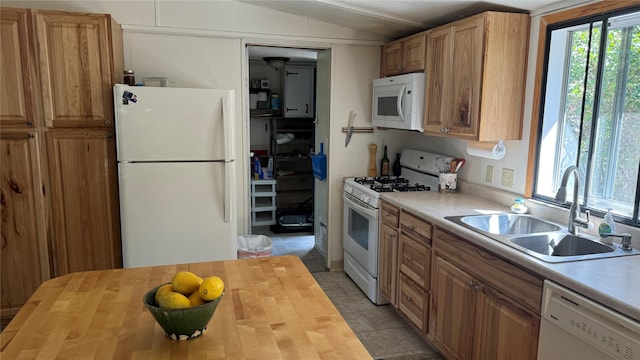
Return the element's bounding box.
[555,166,591,235]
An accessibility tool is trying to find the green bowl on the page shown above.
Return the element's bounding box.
[142,284,224,340]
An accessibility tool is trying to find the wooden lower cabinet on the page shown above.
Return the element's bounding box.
[474,285,540,360]
[47,129,122,276]
[431,256,477,359]
[380,202,400,305]
[379,223,398,305]
[430,228,542,360]
[377,204,542,359]
[0,130,49,323]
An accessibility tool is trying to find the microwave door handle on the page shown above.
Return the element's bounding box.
[396,84,406,121]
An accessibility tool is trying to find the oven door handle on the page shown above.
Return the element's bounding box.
[343,193,379,219]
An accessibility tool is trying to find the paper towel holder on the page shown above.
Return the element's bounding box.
[466,140,506,160]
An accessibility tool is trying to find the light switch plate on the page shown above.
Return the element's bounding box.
[501,168,514,187]
[485,165,494,183]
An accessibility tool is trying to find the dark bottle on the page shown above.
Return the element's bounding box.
[381,146,390,176]
[392,153,402,176]
[123,70,135,86]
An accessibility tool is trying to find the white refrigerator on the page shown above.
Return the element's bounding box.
[114,84,237,268]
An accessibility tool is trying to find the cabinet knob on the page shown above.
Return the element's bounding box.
[28,133,35,138]
[468,281,480,292]
[107,133,113,138]
[27,120,34,126]
[406,295,412,302]
[105,120,112,126]
[406,256,412,262]
[441,127,450,133]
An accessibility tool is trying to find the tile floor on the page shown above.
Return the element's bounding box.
[255,226,444,360]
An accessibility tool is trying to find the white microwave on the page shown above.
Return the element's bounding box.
[372,73,425,132]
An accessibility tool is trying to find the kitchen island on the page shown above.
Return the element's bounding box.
[0,256,372,359]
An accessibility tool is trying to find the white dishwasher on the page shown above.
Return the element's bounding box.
[538,280,640,360]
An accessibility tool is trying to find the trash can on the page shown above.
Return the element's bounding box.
[237,235,272,259]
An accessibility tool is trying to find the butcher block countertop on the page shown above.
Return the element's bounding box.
[0,256,372,360]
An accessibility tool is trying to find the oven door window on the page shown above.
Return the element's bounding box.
[348,208,370,251]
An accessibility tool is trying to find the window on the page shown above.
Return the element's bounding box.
[532,4,640,226]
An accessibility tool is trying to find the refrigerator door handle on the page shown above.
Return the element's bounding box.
[224,161,232,223]
[222,94,234,162]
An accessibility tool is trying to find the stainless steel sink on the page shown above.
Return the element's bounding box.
[445,213,640,263]
[455,213,561,235]
[510,233,614,258]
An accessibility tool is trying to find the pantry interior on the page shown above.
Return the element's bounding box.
[248,46,318,236]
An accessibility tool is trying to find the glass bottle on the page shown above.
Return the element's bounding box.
[380,146,390,176]
[392,153,401,176]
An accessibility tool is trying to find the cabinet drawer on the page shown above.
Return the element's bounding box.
[381,202,400,227]
[399,233,431,290]
[400,211,432,245]
[433,227,543,313]
[398,273,428,332]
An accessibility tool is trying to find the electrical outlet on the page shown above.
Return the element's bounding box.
[485,165,494,183]
[501,168,514,188]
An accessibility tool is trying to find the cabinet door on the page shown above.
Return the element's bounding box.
[423,26,451,134]
[431,256,477,360]
[0,131,48,321]
[47,129,122,275]
[401,34,426,73]
[448,17,483,138]
[381,40,403,76]
[0,8,38,128]
[379,224,398,305]
[35,11,114,128]
[284,66,315,118]
[474,286,540,360]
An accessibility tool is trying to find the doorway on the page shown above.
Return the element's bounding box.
[247,45,327,268]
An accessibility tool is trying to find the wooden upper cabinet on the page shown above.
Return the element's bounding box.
[401,33,427,73]
[381,40,403,76]
[424,26,451,132]
[423,12,529,141]
[35,11,123,128]
[381,32,427,77]
[47,129,122,276]
[0,8,38,128]
[0,130,49,321]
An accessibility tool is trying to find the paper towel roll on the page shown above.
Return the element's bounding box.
[466,141,506,160]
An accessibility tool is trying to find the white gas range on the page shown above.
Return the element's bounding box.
[343,149,454,304]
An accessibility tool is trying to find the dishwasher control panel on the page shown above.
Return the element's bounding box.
[542,281,640,360]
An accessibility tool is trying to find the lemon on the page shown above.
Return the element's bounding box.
[171,271,203,295]
[157,292,191,309]
[154,283,174,305]
[199,276,224,301]
[188,291,205,307]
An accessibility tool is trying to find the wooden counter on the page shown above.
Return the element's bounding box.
[1,256,372,359]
